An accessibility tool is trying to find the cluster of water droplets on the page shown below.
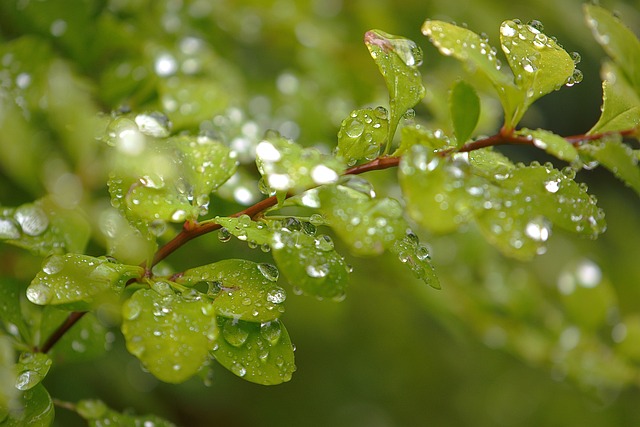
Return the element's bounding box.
[336,107,389,166]
[14,352,51,392]
[0,203,49,241]
[391,229,439,288]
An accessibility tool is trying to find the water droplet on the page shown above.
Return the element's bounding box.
[171,209,187,222]
[258,263,279,282]
[544,179,560,193]
[266,288,286,304]
[26,282,52,305]
[230,362,247,377]
[154,53,178,77]
[527,20,544,33]
[256,140,281,162]
[123,299,142,320]
[14,204,49,236]
[218,227,232,243]
[344,118,365,138]
[15,370,41,391]
[135,112,171,138]
[223,321,249,347]
[311,165,339,185]
[500,23,517,37]
[309,214,325,226]
[306,263,329,278]
[0,218,20,239]
[260,321,282,344]
[525,217,551,242]
[314,235,334,251]
[575,259,601,288]
[570,51,581,65]
[42,256,64,275]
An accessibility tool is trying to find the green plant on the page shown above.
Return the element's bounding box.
[0,2,639,425]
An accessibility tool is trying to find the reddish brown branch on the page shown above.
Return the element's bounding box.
[38,124,638,354]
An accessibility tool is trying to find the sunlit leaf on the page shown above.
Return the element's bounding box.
[584,4,640,92]
[499,20,575,126]
[0,197,90,257]
[336,107,389,166]
[26,254,143,311]
[121,288,217,383]
[271,230,349,300]
[589,63,640,134]
[212,317,295,385]
[318,182,406,256]
[449,80,480,145]
[395,125,453,155]
[468,148,515,179]
[214,215,273,246]
[579,138,640,196]
[516,128,578,162]
[255,133,345,193]
[177,259,286,322]
[364,30,426,148]
[77,399,177,427]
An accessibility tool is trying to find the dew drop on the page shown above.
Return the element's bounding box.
[15,370,41,391]
[26,282,52,305]
[123,299,142,320]
[0,218,20,239]
[257,263,279,282]
[314,234,334,251]
[311,164,339,185]
[266,288,286,304]
[231,362,247,377]
[218,227,232,243]
[14,204,49,236]
[260,321,282,344]
[223,321,249,347]
[42,256,64,275]
[306,263,329,278]
[135,112,171,137]
[344,118,365,138]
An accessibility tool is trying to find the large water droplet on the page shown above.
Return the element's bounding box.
[266,288,286,304]
[14,204,49,236]
[15,370,42,391]
[306,263,329,278]
[260,321,282,345]
[223,321,249,347]
[42,256,64,275]
[258,263,279,282]
[135,112,171,137]
[0,218,20,239]
[26,282,52,305]
[344,118,365,138]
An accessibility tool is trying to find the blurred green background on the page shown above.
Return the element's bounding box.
[1,0,640,425]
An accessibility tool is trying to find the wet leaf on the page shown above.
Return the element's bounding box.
[271,230,349,300]
[255,133,345,193]
[390,230,440,289]
[421,20,520,124]
[0,197,90,257]
[77,399,177,427]
[516,128,578,162]
[53,313,112,363]
[318,183,406,256]
[121,288,217,384]
[212,317,295,385]
[584,4,640,92]
[364,30,426,147]
[336,108,389,166]
[0,336,18,417]
[107,119,237,227]
[26,254,143,311]
[395,125,453,155]
[0,279,30,342]
[499,20,575,126]
[469,148,515,179]
[579,138,640,196]
[399,145,478,234]
[177,259,286,322]
[449,80,480,145]
[14,353,51,392]
[1,384,54,427]
[589,63,640,134]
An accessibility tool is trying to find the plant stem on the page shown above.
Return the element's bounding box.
[38,125,638,354]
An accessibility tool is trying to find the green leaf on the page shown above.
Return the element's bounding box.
[499,20,575,126]
[77,399,177,427]
[213,317,296,385]
[107,118,238,226]
[26,254,143,311]
[475,165,606,259]
[364,30,426,149]
[271,230,349,300]
[336,108,389,166]
[0,279,30,342]
[0,197,90,257]
[121,288,217,383]
[0,336,18,419]
[579,138,640,196]
[468,147,515,179]
[390,230,440,289]
[177,259,286,322]
[399,145,478,233]
[318,182,407,256]
[516,128,579,162]
[584,4,640,92]
[421,20,520,124]
[14,353,51,392]
[255,133,345,193]
[589,63,640,134]
[53,313,112,362]
[449,80,480,145]
[395,125,453,155]
[0,384,54,427]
